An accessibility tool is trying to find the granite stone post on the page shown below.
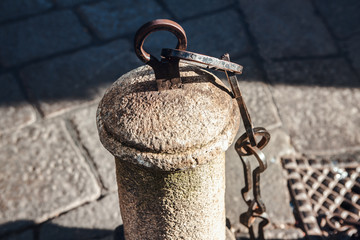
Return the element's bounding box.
[97,64,240,240]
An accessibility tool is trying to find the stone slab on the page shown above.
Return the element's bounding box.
[236,227,305,240]
[53,0,93,7]
[0,74,36,133]
[78,0,169,40]
[314,0,360,39]
[69,106,116,191]
[266,59,360,154]
[341,35,360,77]
[0,10,91,67]
[0,120,100,234]
[0,0,52,23]
[39,193,121,240]
[20,39,141,117]
[163,0,233,20]
[2,230,34,240]
[181,10,251,58]
[225,128,296,233]
[212,57,280,128]
[238,0,336,60]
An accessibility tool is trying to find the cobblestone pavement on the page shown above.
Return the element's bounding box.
[0,0,359,239]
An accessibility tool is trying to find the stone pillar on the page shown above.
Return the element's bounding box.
[97,64,240,240]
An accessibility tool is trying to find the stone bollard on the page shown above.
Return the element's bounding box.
[97,19,240,240]
[97,63,240,240]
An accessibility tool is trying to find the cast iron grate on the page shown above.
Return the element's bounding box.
[282,155,360,239]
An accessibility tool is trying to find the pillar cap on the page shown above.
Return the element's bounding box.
[97,64,240,171]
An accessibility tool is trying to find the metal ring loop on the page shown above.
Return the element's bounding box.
[134,19,187,63]
[235,127,270,156]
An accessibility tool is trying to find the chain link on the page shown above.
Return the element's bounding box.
[222,53,271,240]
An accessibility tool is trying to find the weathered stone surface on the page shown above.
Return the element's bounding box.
[0,121,100,234]
[238,0,336,59]
[182,10,251,57]
[20,40,141,117]
[266,59,360,153]
[78,0,169,40]
[341,35,360,76]
[70,106,116,191]
[39,193,120,240]
[0,74,36,133]
[225,128,295,232]
[0,10,91,67]
[163,0,233,20]
[0,0,52,23]
[98,64,240,171]
[116,155,226,240]
[315,0,360,39]
[2,230,34,240]
[213,57,280,128]
[53,0,93,7]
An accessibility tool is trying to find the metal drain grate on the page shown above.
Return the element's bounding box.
[282,155,360,239]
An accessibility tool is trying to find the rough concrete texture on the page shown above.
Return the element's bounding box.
[39,193,120,240]
[0,120,100,234]
[78,0,170,40]
[0,0,52,23]
[238,0,336,60]
[20,40,141,117]
[69,106,117,191]
[98,64,240,171]
[266,59,360,154]
[163,0,233,20]
[182,10,251,57]
[0,74,36,133]
[0,10,91,66]
[116,155,226,240]
[226,128,296,233]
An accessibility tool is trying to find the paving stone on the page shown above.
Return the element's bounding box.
[0,10,91,67]
[0,121,101,234]
[53,0,93,7]
[20,39,141,117]
[163,0,233,20]
[78,0,169,40]
[341,34,360,76]
[39,193,121,240]
[226,127,295,233]
[0,0,53,23]
[314,0,360,39]
[236,227,305,240]
[70,106,116,191]
[213,57,280,128]
[2,230,34,240]
[265,59,360,154]
[0,74,36,133]
[238,0,336,60]
[181,10,251,57]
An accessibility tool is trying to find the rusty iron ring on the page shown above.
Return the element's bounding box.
[134,19,187,64]
[161,48,243,74]
[235,127,270,156]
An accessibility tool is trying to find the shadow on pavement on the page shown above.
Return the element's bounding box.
[0,220,125,240]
